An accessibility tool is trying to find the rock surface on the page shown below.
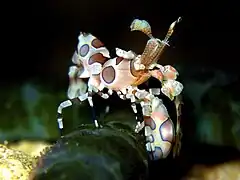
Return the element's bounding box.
[31,123,147,180]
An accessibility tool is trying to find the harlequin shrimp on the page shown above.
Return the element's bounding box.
[57,17,183,160]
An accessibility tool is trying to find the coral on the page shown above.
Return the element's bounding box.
[8,141,51,157]
[0,144,36,180]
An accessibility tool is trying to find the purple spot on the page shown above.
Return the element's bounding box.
[101,66,116,84]
[79,44,89,57]
[159,118,174,143]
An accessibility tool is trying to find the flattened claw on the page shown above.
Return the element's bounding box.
[130,19,153,38]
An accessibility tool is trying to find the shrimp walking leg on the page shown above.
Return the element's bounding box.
[57,93,88,137]
[87,85,107,128]
[129,94,143,130]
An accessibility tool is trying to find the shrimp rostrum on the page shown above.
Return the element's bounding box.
[57,17,184,160]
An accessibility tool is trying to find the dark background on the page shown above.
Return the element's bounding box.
[5,0,240,86]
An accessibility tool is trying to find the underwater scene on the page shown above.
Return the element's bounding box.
[1,1,240,179]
